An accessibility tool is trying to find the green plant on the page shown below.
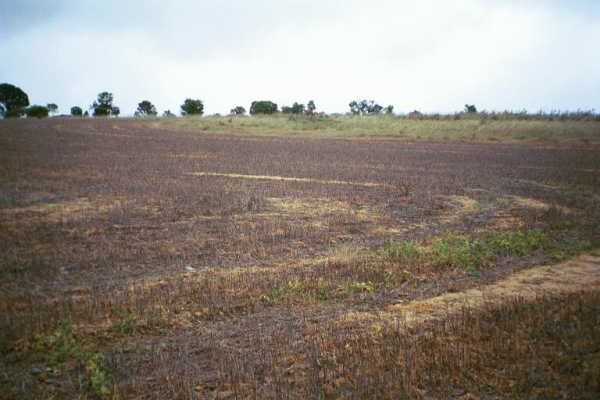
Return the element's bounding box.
[46,103,58,115]
[382,240,420,262]
[181,98,204,116]
[250,100,278,115]
[490,229,549,256]
[135,100,157,117]
[349,99,383,115]
[71,106,83,116]
[0,82,29,117]
[92,92,116,117]
[230,106,246,115]
[24,105,49,118]
[82,352,113,398]
[114,311,138,334]
[282,102,305,114]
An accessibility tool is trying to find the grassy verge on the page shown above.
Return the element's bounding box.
[155,114,600,142]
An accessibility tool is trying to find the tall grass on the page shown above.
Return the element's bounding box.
[156,113,600,142]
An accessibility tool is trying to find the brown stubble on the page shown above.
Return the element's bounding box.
[1,118,599,399]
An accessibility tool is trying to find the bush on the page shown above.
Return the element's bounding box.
[282,102,305,114]
[92,92,118,117]
[24,105,49,118]
[230,106,246,115]
[181,99,204,116]
[162,110,176,118]
[408,110,423,120]
[135,100,157,117]
[70,106,83,116]
[306,100,316,116]
[4,109,24,118]
[349,100,383,115]
[46,103,58,115]
[250,101,278,115]
[0,83,29,117]
[465,104,477,113]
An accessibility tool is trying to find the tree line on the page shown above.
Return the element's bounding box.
[2,82,598,121]
[1,82,392,119]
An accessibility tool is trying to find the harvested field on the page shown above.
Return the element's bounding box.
[1,118,599,399]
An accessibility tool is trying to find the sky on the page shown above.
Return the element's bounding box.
[1,0,599,116]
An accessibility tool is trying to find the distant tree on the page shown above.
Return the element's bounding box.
[464,104,477,113]
[180,99,204,116]
[384,105,394,115]
[408,110,423,120]
[230,106,246,115]
[46,103,58,115]
[71,106,83,116]
[349,100,383,116]
[282,102,305,114]
[162,110,176,118]
[0,83,29,117]
[306,100,316,116]
[111,106,120,117]
[250,100,278,115]
[24,105,49,118]
[83,110,89,117]
[135,100,157,117]
[92,92,116,117]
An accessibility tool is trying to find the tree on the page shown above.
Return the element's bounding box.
[349,100,383,115]
[46,103,58,115]
[135,100,157,117]
[83,111,89,117]
[464,104,477,113]
[306,100,316,116]
[282,102,305,114]
[92,92,115,117]
[111,106,120,117]
[0,83,29,117]
[71,106,83,116]
[162,110,176,118]
[384,105,394,115]
[250,100,278,115]
[230,106,246,115]
[181,99,204,116]
[24,105,49,118]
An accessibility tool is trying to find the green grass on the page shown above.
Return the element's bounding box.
[381,229,591,271]
[155,114,600,142]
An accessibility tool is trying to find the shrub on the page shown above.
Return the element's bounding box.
[349,99,383,115]
[408,110,423,120]
[70,106,83,116]
[465,104,478,113]
[162,110,176,118]
[230,106,246,115]
[92,92,118,117]
[46,103,58,115]
[282,102,305,114]
[135,100,157,117]
[250,100,278,115]
[181,99,204,116]
[24,105,49,118]
[306,100,316,115]
[0,83,29,117]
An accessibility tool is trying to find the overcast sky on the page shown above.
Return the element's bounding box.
[1,0,599,116]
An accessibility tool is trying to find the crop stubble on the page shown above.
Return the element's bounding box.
[1,118,599,399]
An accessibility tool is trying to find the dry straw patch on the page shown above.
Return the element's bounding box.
[339,250,600,329]
[188,171,392,188]
[0,197,122,224]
